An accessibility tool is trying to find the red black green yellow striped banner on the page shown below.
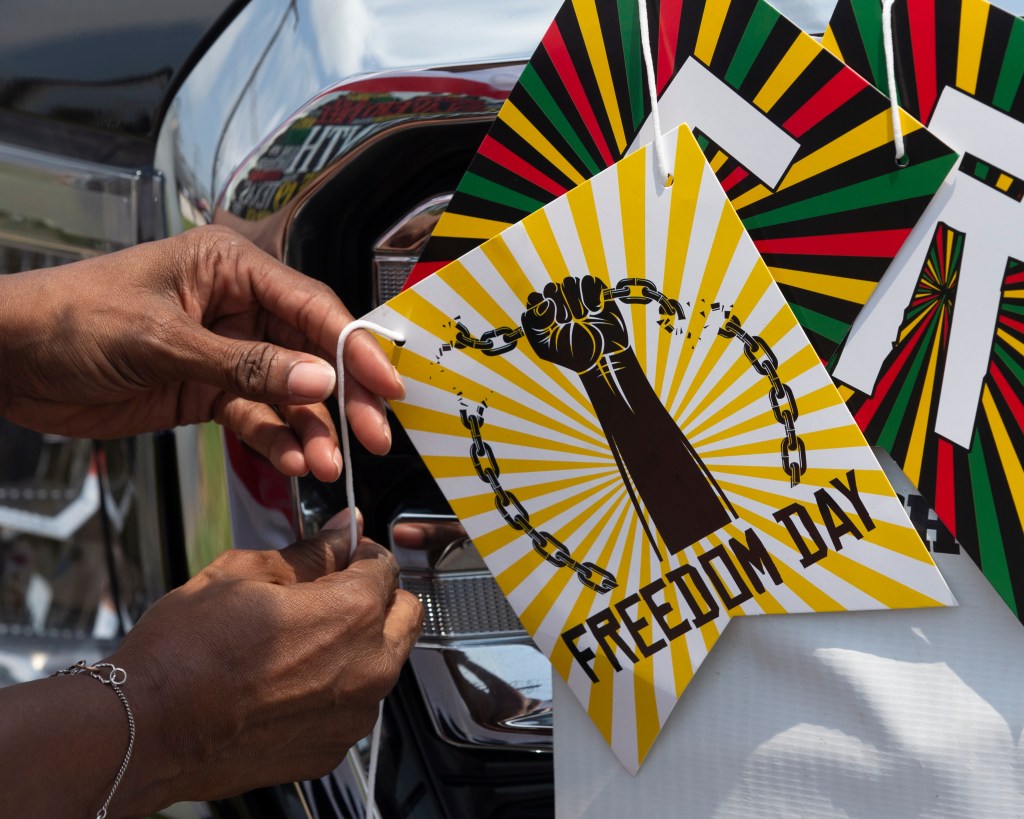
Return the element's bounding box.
[410,0,957,361]
[827,0,1024,619]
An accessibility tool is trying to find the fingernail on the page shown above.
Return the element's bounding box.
[288,360,336,401]
[381,419,393,452]
[332,447,343,479]
[392,366,406,400]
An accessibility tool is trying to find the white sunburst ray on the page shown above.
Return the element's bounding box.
[826,533,955,604]
[447,246,591,397]
[590,156,628,285]
[461,469,631,581]
[658,162,750,400]
[723,485,894,611]
[635,142,674,363]
[544,185,591,280]
[678,367,779,446]
[474,401,610,457]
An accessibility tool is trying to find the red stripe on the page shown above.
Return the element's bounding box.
[852,319,928,430]
[477,135,568,198]
[543,23,615,166]
[720,166,748,193]
[934,438,957,538]
[990,359,1024,430]
[403,260,447,290]
[754,228,911,258]
[907,0,938,124]
[999,314,1024,335]
[784,68,865,137]
[1004,271,1024,286]
[224,431,294,522]
[657,0,683,94]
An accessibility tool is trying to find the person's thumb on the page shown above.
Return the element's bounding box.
[168,320,337,404]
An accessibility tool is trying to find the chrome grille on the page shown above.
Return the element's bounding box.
[402,572,526,640]
[0,243,78,274]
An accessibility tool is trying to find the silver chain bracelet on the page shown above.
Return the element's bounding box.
[52,661,136,819]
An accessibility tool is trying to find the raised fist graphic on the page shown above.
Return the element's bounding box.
[522,276,732,558]
[523,276,629,374]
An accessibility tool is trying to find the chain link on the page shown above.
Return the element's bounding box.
[451,278,686,355]
[460,406,618,593]
[718,315,807,486]
[453,299,806,487]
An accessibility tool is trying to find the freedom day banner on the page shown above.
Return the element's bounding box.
[825,0,1024,619]
[367,126,953,772]
[407,0,958,360]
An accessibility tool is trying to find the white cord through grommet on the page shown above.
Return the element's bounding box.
[881,0,909,166]
[637,0,674,186]
[335,318,406,819]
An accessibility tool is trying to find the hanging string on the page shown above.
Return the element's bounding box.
[637,0,673,186]
[335,319,406,819]
[881,0,908,166]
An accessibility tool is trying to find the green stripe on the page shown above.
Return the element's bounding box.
[459,172,546,214]
[874,320,933,453]
[1000,303,1024,318]
[789,302,850,345]
[993,22,1024,113]
[725,2,781,91]
[742,155,957,231]
[616,0,645,131]
[850,0,887,90]
[968,426,1018,615]
[696,133,711,152]
[993,342,1024,388]
[974,160,990,180]
[519,64,601,176]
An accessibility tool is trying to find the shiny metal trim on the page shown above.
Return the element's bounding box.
[372,193,452,307]
[211,67,516,260]
[0,142,163,255]
[408,642,553,752]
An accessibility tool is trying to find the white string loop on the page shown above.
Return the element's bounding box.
[881,0,908,166]
[335,318,406,819]
[637,0,673,186]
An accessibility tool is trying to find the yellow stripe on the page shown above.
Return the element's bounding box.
[669,192,748,405]
[780,110,922,191]
[691,384,841,449]
[694,0,732,66]
[729,183,772,212]
[771,266,877,306]
[501,101,587,186]
[568,178,611,282]
[725,489,942,609]
[397,403,609,460]
[618,147,649,369]
[655,136,704,394]
[902,307,944,483]
[517,481,625,635]
[820,27,844,62]
[524,208,574,287]
[700,424,869,459]
[454,473,620,521]
[477,235,608,423]
[836,384,855,402]
[1003,289,1024,300]
[548,494,635,683]
[997,174,1014,192]
[753,33,819,113]
[997,326,1024,359]
[432,211,511,241]
[710,150,728,173]
[573,0,627,152]
[586,515,640,743]
[982,386,1024,538]
[956,0,990,96]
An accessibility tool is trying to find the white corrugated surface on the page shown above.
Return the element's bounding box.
[554,551,1024,817]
